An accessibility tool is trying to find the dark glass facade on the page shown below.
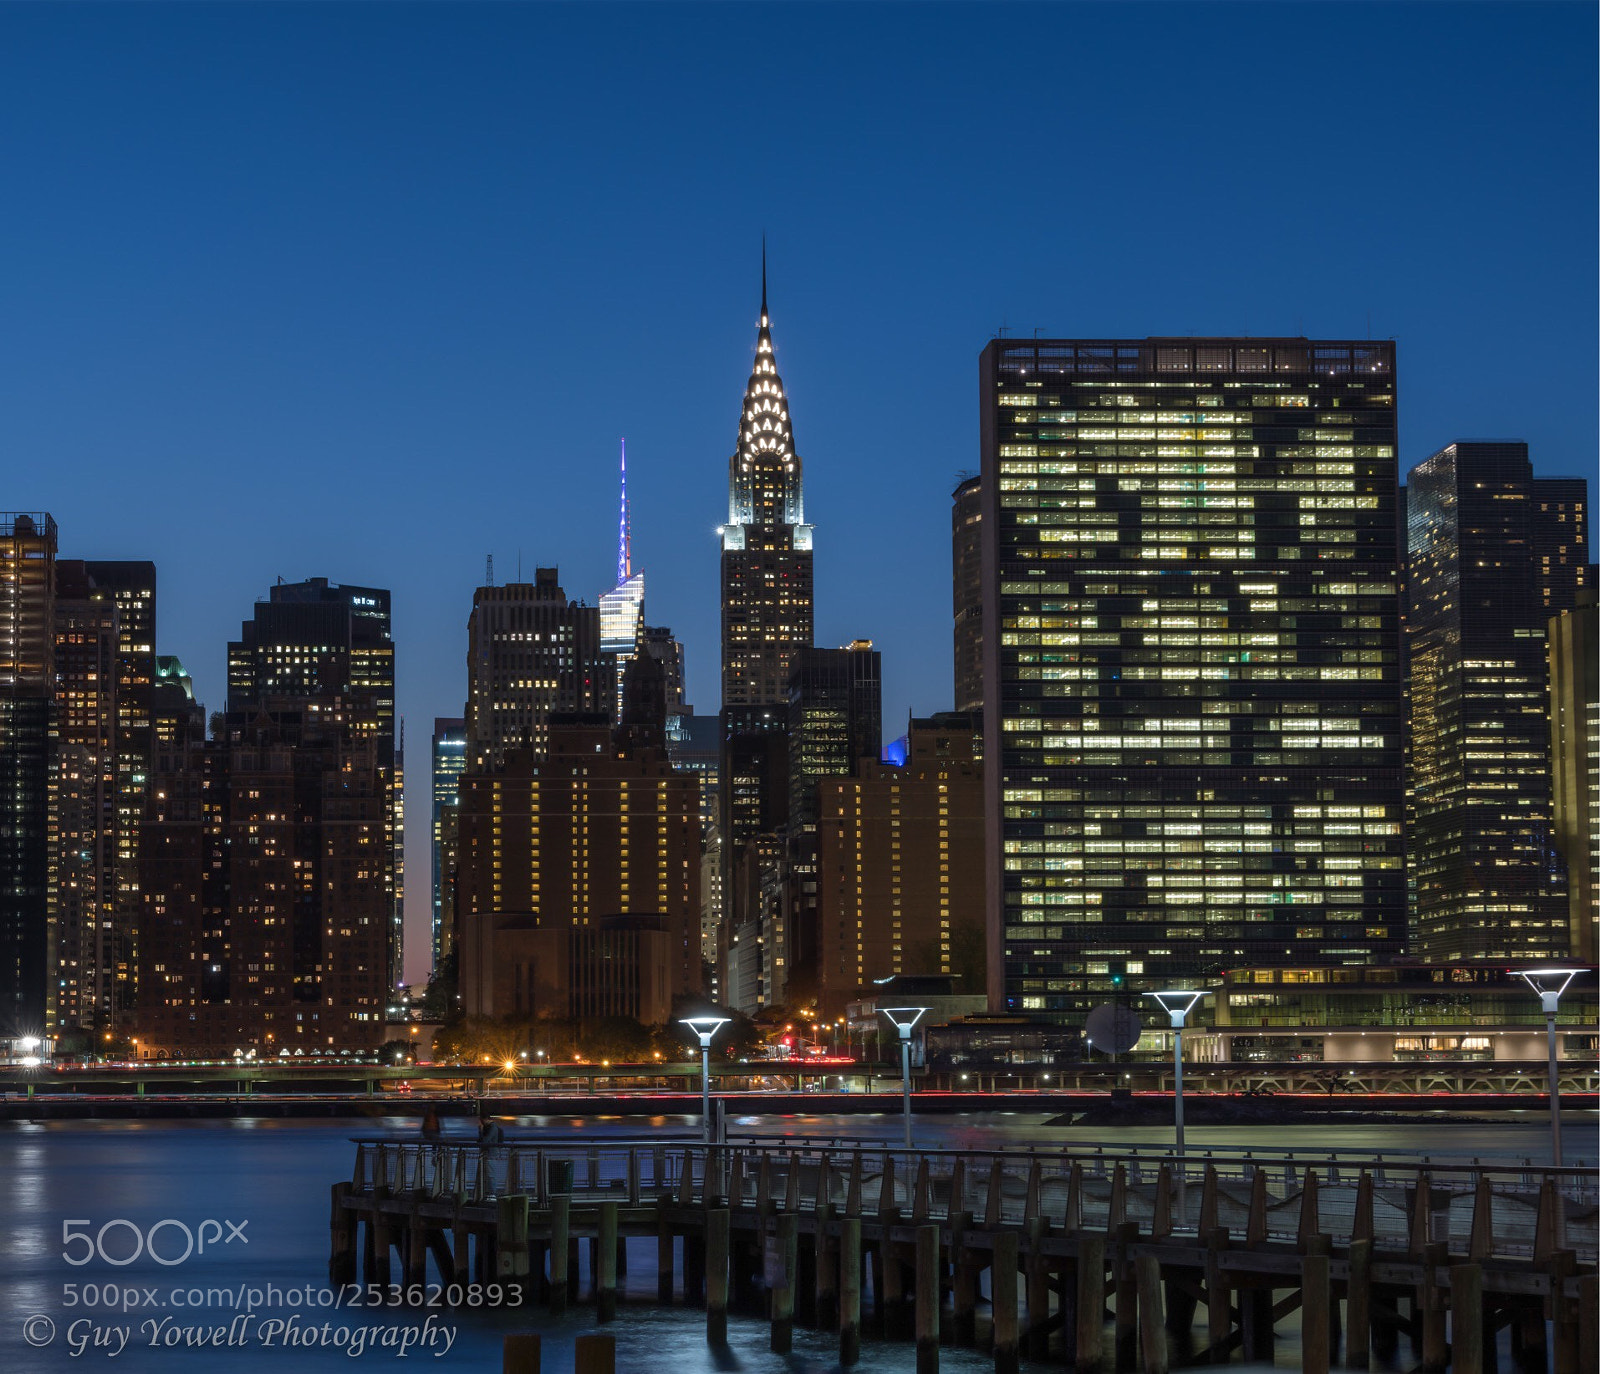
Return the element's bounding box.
[0,513,56,1038]
[1406,442,1586,960]
[953,476,984,714]
[980,339,1404,1021]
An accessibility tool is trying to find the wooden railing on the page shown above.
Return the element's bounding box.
[348,1137,1596,1264]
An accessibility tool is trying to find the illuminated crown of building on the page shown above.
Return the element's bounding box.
[727,247,804,529]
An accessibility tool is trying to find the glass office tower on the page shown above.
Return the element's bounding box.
[980,338,1404,1020]
[1406,442,1587,961]
[430,717,467,975]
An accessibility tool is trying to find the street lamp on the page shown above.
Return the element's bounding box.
[878,1007,928,1150]
[1146,990,1207,1158]
[1513,969,1583,1167]
[679,1016,730,1143]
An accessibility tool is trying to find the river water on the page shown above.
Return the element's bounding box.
[0,1110,1583,1372]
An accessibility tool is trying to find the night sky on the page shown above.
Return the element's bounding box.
[2,3,1593,984]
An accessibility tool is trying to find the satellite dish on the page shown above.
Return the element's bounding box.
[1084,1004,1141,1056]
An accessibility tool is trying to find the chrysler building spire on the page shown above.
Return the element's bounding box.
[720,254,815,711]
[728,257,804,531]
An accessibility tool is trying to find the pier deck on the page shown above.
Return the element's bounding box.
[332,1137,1598,1372]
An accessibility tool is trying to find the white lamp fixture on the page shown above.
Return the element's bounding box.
[679,1016,730,1144]
[1513,969,1583,1167]
[878,1007,928,1149]
[1146,990,1207,1158]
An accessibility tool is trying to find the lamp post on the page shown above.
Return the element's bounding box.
[1146,991,1207,1157]
[1513,969,1582,1167]
[679,1016,730,1144]
[878,1007,928,1150]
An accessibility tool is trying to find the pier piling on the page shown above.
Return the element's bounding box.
[840,1215,863,1365]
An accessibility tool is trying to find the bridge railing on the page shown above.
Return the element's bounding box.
[348,1137,1595,1263]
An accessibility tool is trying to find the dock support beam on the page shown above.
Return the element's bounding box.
[1137,1255,1168,1374]
[840,1216,863,1366]
[770,1213,797,1354]
[596,1202,618,1322]
[547,1196,569,1316]
[1346,1237,1372,1371]
[705,1208,729,1344]
[993,1229,1020,1374]
[916,1223,940,1374]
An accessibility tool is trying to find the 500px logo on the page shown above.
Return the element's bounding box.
[62,1219,249,1267]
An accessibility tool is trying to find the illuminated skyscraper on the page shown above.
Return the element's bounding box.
[782,642,882,1002]
[981,339,1405,1020]
[1549,589,1598,963]
[431,717,467,974]
[81,560,157,1026]
[464,567,610,770]
[137,702,389,1055]
[152,657,204,752]
[599,440,646,712]
[227,578,401,987]
[0,513,56,1038]
[720,258,814,712]
[718,258,815,953]
[50,562,120,1034]
[456,716,703,1020]
[1407,443,1587,960]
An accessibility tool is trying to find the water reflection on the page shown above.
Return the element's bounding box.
[0,1112,1581,1371]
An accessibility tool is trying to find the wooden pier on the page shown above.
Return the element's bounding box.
[332,1137,1597,1371]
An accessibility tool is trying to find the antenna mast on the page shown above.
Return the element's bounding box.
[617,438,631,585]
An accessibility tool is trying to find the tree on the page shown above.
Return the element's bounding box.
[948,916,987,995]
[420,950,458,1021]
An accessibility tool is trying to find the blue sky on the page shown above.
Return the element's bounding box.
[2,2,1594,982]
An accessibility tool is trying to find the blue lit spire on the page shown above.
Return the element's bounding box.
[617,437,631,585]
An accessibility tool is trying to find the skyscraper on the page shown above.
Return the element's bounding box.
[0,513,56,1038]
[718,260,815,967]
[464,568,610,771]
[152,657,205,752]
[81,560,157,1025]
[1549,589,1597,963]
[781,642,883,1002]
[456,715,703,1020]
[719,260,814,713]
[50,562,119,1034]
[227,578,401,987]
[981,338,1405,1020]
[642,626,687,713]
[787,643,883,830]
[431,717,467,975]
[599,441,646,712]
[137,702,389,1054]
[818,715,985,998]
[1407,443,1586,960]
[952,475,984,714]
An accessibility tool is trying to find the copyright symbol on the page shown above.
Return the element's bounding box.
[22,1314,55,1346]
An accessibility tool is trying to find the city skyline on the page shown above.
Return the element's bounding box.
[3,3,1595,986]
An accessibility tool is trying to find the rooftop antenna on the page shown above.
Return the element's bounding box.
[617,438,631,585]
